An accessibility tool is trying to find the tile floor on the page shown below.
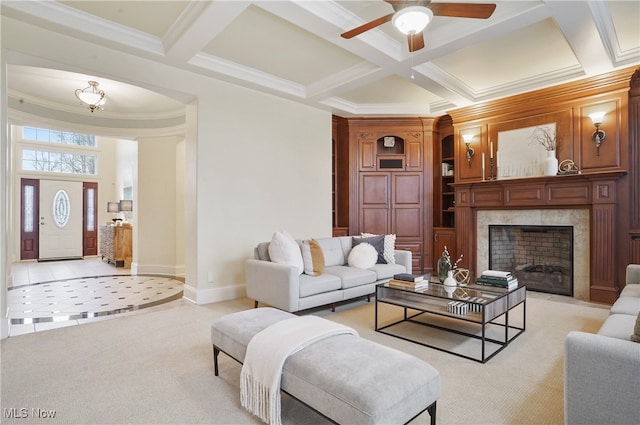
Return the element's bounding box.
[7,258,184,336]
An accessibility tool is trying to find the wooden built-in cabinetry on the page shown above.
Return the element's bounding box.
[99,224,132,268]
[433,115,457,268]
[332,66,638,302]
[343,118,433,273]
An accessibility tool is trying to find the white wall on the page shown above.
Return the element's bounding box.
[1,15,332,309]
[136,136,181,276]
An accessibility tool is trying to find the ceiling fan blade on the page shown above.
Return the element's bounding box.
[429,3,496,19]
[341,13,394,39]
[408,32,425,52]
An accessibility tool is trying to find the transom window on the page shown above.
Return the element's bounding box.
[22,149,96,175]
[22,127,96,147]
[18,126,98,176]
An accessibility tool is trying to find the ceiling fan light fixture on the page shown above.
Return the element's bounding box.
[75,80,106,112]
[392,6,433,35]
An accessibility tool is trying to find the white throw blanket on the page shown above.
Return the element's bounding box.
[240,315,358,425]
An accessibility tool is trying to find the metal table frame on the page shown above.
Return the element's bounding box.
[375,282,526,363]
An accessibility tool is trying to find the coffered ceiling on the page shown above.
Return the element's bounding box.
[2,1,639,120]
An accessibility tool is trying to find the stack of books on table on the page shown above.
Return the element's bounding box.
[476,270,519,290]
[388,273,428,289]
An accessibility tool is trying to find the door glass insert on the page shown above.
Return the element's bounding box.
[24,185,34,232]
[87,188,95,231]
[53,189,71,228]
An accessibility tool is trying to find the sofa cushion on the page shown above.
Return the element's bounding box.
[299,239,325,276]
[299,273,342,298]
[315,237,347,267]
[353,235,386,264]
[610,296,640,316]
[597,314,638,340]
[620,283,640,298]
[368,262,407,280]
[325,265,377,289]
[347,243,377,269]
[268,231,304,274]
[361,233,396,264]
[632,312,640,343]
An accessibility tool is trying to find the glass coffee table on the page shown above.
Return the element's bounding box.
[375,279,526,363]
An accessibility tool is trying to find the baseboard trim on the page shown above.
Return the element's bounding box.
[183,283,246,305]
[133,263,184,277]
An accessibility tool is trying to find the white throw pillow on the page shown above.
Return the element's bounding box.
[268,231,303,275]
[361,233,396,264]
[348,243,378,269]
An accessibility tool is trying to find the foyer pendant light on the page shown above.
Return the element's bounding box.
[392,6,433,35]
[75,81,106,113]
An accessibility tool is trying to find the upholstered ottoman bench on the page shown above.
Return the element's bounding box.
[211,307,441,425]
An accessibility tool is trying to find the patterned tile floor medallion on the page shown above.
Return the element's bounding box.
[8,260,184,336]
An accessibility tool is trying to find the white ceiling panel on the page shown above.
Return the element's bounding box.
[2,0,639,122]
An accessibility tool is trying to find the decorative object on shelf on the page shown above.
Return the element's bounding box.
[558,159,581,174]
[453,268,471,285]
[75,81,106,113]
[463,134,475,166]
[437,245,464,283]
[443,270,457,287]
[544,150,559,176]
[437,249,451,283]
[589,111,606,156]
[488,141,496,180]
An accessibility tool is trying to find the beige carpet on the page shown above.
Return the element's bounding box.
[0,293,609,424]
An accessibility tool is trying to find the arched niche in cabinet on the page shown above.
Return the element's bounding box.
[377,135,405,170]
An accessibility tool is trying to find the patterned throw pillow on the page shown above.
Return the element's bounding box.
[300,239,325,276]
[361,233,396,264]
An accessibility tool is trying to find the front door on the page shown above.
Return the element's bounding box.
[38,180,83,260]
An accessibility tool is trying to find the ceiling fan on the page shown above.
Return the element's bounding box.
[341,1,496,52]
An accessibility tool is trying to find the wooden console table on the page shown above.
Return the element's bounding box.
[99,224,132,268]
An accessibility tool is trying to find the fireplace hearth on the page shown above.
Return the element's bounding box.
[489,225,573,296]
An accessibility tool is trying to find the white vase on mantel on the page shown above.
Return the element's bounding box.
[545,150,559,176]
[443,270,457,287]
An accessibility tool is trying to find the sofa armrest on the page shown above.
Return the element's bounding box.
[626,264,640,285]
[394,250,412,274]
[245,259,301,312]
[564,331,640,425]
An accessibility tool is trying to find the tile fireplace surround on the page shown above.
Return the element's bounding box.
[477,209,589,300]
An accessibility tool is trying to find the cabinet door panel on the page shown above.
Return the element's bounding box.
[359,139,376,170]
[393,208,422,238]
[360,208,390,235]
[361,173,390,205]
[392,173,422,205]
[405,139,422,170]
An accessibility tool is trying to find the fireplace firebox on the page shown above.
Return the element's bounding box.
[489,225,573,296]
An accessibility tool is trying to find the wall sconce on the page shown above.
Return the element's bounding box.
[589,111,606,156]
[462,134,475,165]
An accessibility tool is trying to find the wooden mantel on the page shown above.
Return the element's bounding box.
[453,171,627,304]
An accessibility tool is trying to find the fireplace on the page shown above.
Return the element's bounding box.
[476,209,590,301]
[489,225,573,296]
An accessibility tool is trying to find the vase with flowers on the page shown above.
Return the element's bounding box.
[437,246,465,284]
[529,126,558,176]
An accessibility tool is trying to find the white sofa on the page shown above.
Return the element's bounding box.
[564,264,640,425]
[245,236,411,312]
